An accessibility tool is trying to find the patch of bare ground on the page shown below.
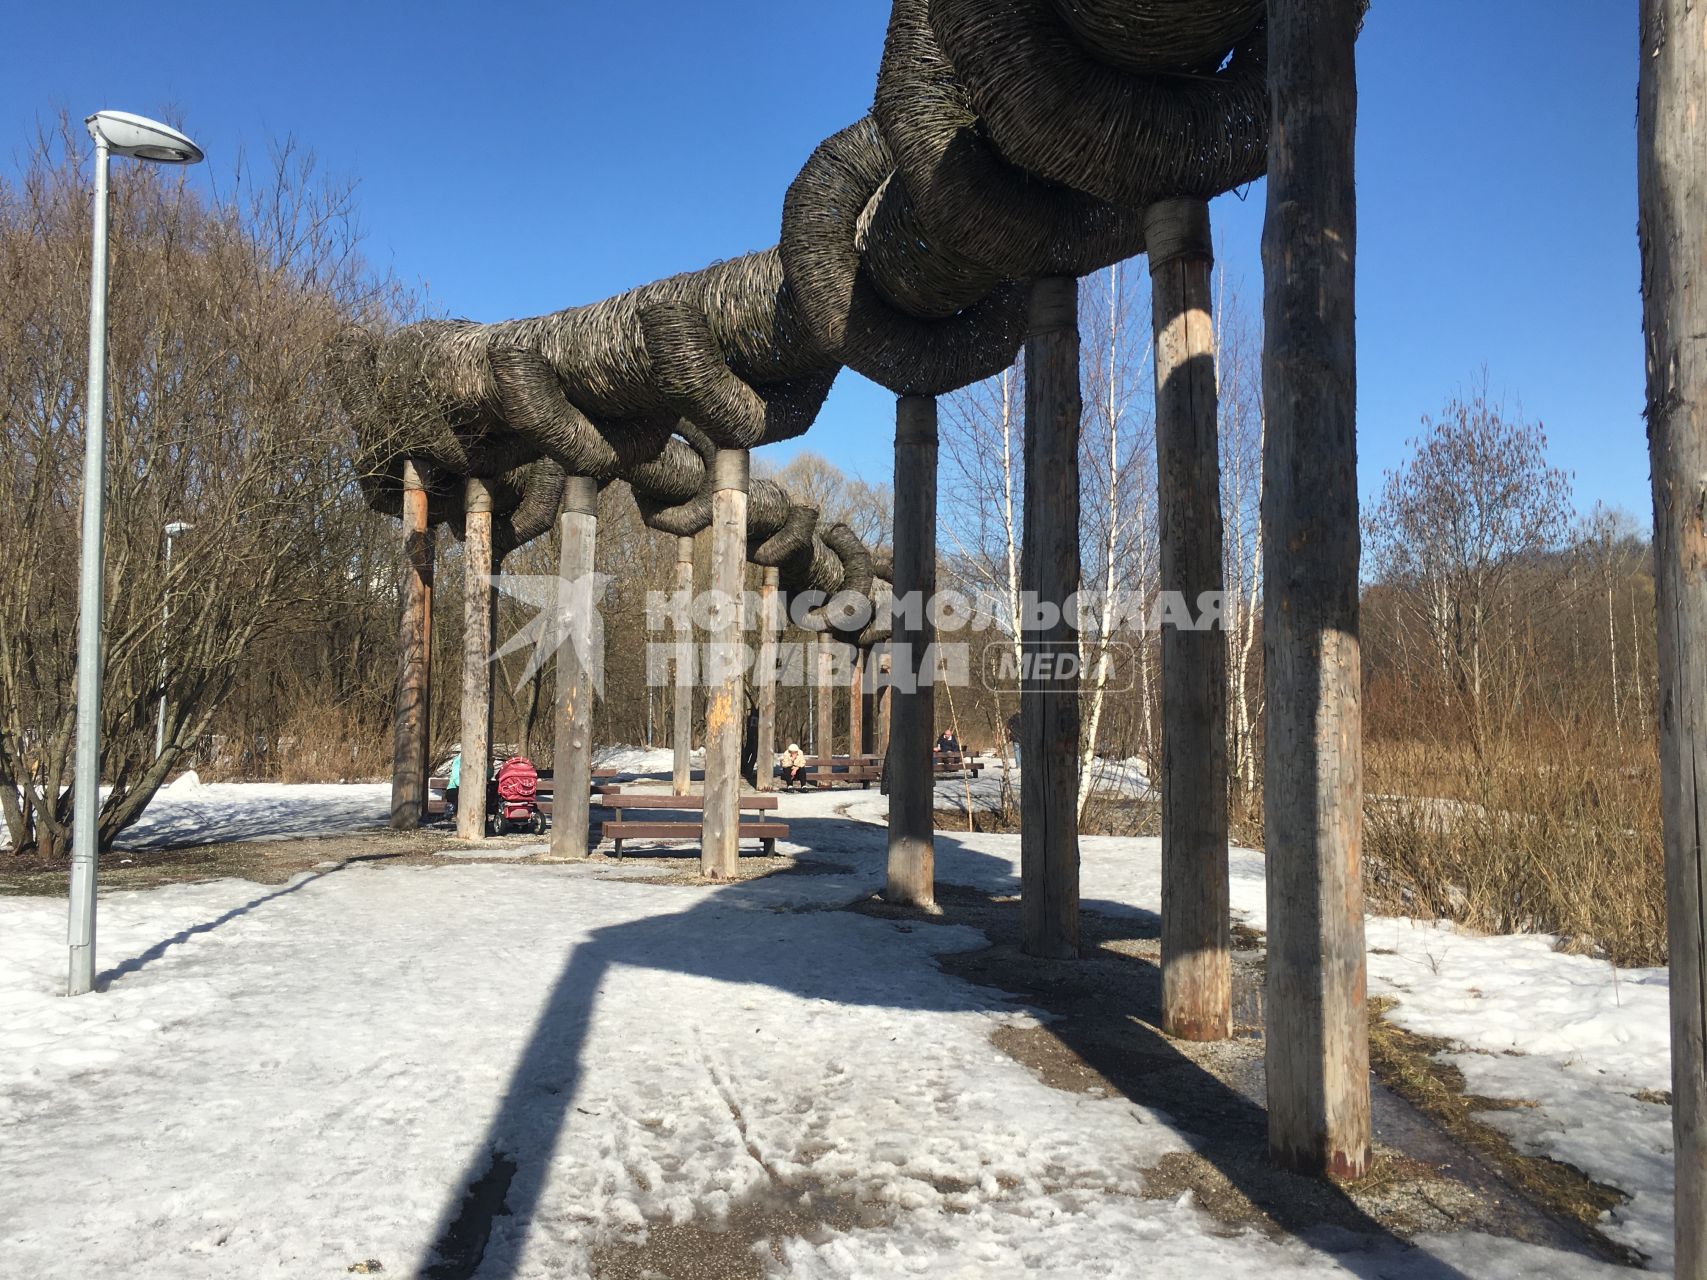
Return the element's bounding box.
[0,827,858,898]
[1366,996,1639,1262]
[853,884,1641,1267]
[0,827,464,896]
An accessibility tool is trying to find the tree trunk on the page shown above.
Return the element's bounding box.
[551,475,598,857]
[1148,198,1231,1041]
[1261,0,1371,1179]
[755,566,780,790]
[1640,0,1707,1268]
[673,535,695,796]
[700,449,748,879]
[391,459,435,829]
[458,478,495,842]
[1021,275,1081,959]
[887,395,938,908]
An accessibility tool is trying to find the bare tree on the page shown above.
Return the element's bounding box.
[1364,376,1574,739]
[0,124,396,857]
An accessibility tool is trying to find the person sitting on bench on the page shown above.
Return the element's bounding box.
[778,742,807,790]
[936,729,960,755]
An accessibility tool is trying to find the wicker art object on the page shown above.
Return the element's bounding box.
[335,0,1271,638]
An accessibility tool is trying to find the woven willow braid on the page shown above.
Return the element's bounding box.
[337,0,1278,639]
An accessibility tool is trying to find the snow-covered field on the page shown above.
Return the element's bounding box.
[0,773,1670,1277]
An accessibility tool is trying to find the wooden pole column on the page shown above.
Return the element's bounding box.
[754,566,780,791]
[1262,0,1371,1179]
[551,475,598,857]
[1148,199,1231,1041]
[672,535,695,796]
[875,649,893,758]
[391,460,435,829]
[848,644,865,758]
[700,448,748,878]
[1639,0,1707,1267]
[457,477,495,842]
[1021,276,1082,959]
[886,395,937,908]
[816,630,836,758]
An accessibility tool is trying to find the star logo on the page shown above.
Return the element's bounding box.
[489,572,614,695]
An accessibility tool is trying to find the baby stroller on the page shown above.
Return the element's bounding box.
[492,756,547,835]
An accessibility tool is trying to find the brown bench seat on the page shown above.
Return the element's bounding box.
[595,791,784,857]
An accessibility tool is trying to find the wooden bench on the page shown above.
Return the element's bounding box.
[596,791,785,858]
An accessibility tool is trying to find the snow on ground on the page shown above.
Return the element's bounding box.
[0,774,1671,1277]
[593,744,689,774]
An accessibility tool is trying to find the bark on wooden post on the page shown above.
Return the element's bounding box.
[848,644,865,758]
[755,566,781,791]
[457,478,495,842]
[816,630,836,759]
[1639,0,1707,1266]
[1261,0,1371,1179]
[876,649,893,758]
[700,449,749,878]
[391,459,435,830]
[1147,199,1231,1041]
[551,475,598,857]
[1021,276,1081,959]
[886,396,937,908]
[672,534,695,796]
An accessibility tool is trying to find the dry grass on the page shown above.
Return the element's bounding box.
[1366,997,1640,1263]
[1364,731,1663,966]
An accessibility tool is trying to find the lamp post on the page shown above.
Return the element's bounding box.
[68,111,203,998]
[155,521,194,759]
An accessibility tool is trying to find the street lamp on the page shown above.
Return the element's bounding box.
[68,111,203,998]
[155,521,194,759]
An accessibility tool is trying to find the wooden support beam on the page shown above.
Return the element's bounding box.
[875,648,892,759]
[755,566,780,791]
[1261,0,1371,1179]
[1147,199,1231,1041]
[816,630,835,758]
[1639,0,1707,1267]
[457,477,495,842]
[551,475,598,858]
[700,449,749,879]
[391,459,435,829]
[1021,275,1081,959]
[886,395,937,908]
[672,534,695,796]
[848,644,865,758]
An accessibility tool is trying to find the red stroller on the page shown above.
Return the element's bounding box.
[492,756,547,835]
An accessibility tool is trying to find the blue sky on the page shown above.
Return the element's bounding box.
[3,1,1646,523]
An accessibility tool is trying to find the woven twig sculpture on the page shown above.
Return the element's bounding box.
[334,0,1270,637]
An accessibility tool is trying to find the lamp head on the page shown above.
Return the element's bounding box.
[86,111,203,165]
[164,521,193,537]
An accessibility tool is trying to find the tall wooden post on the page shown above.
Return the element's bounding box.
[1640,0,1707,1267]
[887,396,937,908]
[754,566,780,791]
[816,630,836,758]
[551,475,598,857]
[457,478,495,842]
[700,449,748,879]
[875,649,892,758]
[848,644,865,757]
[1021,276,1081,959]
[672,534,695,796]
[1262,0,1371,1179]
[1148,199,1231,1041]
[391,460,435,829]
